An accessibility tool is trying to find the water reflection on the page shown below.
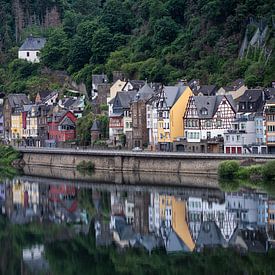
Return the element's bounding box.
[0,176,275,274]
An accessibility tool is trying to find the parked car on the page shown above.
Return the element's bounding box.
[132,147,143,152]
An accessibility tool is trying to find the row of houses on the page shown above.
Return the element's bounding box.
[0,91,84,147]
[107,78,275,154]
[1,177,274,254]
[104,188,275,253]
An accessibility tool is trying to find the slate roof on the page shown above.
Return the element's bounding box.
[123,80,146,91]
[237,89,265,112]
[165,230,192,253]
[195,85,217,96]
[229,228,268,253]
[19,36,46,51]
[92,74,108,85]
[40,91,58,103]
[164,85,187,107]
[223,79,245,92]
[114,216,136,241]
[238,89,264,102]
[7,94,31,111]
[134,83,155,101]
[91,120,101,131]
[115,90,137,109]
[196,221,227,248]
[193,95,236,118]
[38,90,52,99]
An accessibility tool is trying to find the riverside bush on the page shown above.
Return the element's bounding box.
[218,161,240,179]
[262,161,275,181]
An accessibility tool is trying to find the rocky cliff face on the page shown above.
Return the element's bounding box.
[0,0,61,51]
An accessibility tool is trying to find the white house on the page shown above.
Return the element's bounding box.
[184,95,237,142]
[18,36,46,63]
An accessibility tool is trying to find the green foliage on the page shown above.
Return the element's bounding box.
[0,145,20,166]
[218,160,240,179]
[0,0,274,90]
[76,112,94,145]
[40,28,70,70]
[262,161,275,181]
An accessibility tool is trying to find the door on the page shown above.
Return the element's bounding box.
[231,147,236,154]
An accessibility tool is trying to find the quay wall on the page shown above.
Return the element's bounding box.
[20,148,274,176]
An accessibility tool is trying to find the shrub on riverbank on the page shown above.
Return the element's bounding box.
[218,160,275,194]
[262,161,275,181]
[218,160,240,179]
[0,145,20,166]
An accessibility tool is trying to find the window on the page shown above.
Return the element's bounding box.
[237,135,240,141]
[216,119,222,127]
[200,108,208,115]
[206,120,212,127]
[27,52,30,57]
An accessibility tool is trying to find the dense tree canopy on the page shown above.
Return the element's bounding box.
[0,0,274,93]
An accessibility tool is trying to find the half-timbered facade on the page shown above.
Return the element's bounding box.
[184,95,236,141]
[183,95,236,152]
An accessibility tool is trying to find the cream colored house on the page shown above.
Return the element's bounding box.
[108,79,127,103]
[217,79,247,100]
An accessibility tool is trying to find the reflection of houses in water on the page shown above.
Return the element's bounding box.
[125,192,134,224]
[196,221,227,249]
[95,219,112,247]
[187,197,237,242]
[149,193,160,234]
[164,198,195,253]
[9,179,40,224]
[22,245,49,275]
[225,192,268,228]
[111,191,125,216]
[48,185,88,228]
[0,184,5,214]
[267,199,275,245]
[159,195,172,229]
[110,215,136,248]
[229,228,268,253]
[202,200,237,242]
[133,192,149,235]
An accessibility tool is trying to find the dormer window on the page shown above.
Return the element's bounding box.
[200,107,208,115]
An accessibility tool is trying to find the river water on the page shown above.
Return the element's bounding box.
[0,169,275,274]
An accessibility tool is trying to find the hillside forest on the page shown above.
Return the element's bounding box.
[0,0,274,95]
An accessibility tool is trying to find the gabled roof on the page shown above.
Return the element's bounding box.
[192,95,236,119]
[165,230,192,253]
[19,36,46,51]
[38,90,52,100]
[115,91,137,109]
[123,80,146,91]
[134,83,155,101]
[92,74,108,85]
[114,216,136,241]
[195,85,217,96]
[91,120,101,131]
[59,116,75,127]
[223,79,245,92]
[41,91,58,103]
[196,221,227,248]
[164,85,187,107]
[7,94,31,109]
[238,89,264,103]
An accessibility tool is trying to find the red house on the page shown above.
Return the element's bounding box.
[47,110,77,142]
